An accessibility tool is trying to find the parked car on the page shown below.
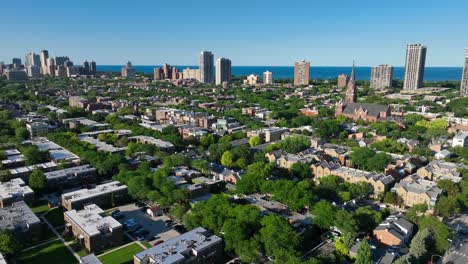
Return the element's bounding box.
[153,240,164,246]
[129,224,142,232]
[165,222,176,227]
[124,219,136,226]
[173,225,187,233]
[111,211,124,219]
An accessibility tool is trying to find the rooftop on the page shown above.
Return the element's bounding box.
[44,165,96,181]
[61,181,127,203]
[128,135,174,149]
[65,204,121,237]
[0,201,41,231]
[134,227,222,263]
[0,178,34,201]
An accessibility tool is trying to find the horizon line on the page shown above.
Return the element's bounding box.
[97,65,463,68]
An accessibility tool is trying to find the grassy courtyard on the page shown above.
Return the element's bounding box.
[31,199,50,215]
[98,243,144,264]
[44,207,65,228]
[16,241,78,264]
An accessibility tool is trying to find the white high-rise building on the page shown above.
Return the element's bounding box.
[215,58,231,85]
[25,53,40,67]
[403,44,426,90]
[47,57,56,76]
[199,51,214,84]
[370,65,393,90]
[263,71,273,84]
[461,48,468,97]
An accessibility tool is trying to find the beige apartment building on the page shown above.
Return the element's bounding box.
[392,174,442,209]
[294,60,310,86]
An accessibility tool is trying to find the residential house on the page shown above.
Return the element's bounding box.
[373,213,414,247]
[392,174,442,209]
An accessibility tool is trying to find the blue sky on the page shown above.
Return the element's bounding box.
[1,0,467,66]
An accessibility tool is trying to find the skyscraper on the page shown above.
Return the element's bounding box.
[47,58,56,76]
[200,51,214,84]
[26,66,41,78]
[12,58,22,66]
[403,44,426,90]
[40,50,49,69]
[294,60,310,86]
[263,71,273,84]
[171,67,179,80]
[121,61,136,77]
[461,48,468,97]
[25,53,40,67]
[215,58,232,85]
[54,56,69,67]
[90,61,97,75]
[83,61,90,75]
[370,65,393,90]
[154,68,164,80]
[163,63,172,79]
[345,62,357,103]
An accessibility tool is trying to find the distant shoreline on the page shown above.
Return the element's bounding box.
[97,65,463,81]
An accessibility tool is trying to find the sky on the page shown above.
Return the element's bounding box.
[1,0,467,66]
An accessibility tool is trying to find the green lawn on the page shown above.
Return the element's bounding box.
[16,241,78,264]
[23,225,58,248]
[98,243,144,264]
[68,239,89,257]
[140,241,152,249]
[44,207,64,228]
[31,199,50,215]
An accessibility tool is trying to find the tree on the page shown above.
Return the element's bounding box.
[437,180,461,197]
[350,147,375,170]
[290,162,312,179]
[280,136,311,153]
[418,216,450,254]
[312,201,337,229]
[221,150,234,167]
[435,196,461,218]
[260,215,300,259]
[249,136,262,147]
[315,119,342,139]
[383,192,398,205]
[334,210,358,237]
[371,139,407,154]
[409,228,432,262]
[28,169,47,191]
[200,134,216,148]
[0,231,22,255]
[236,162,274,194]
[127,176,150,200]
[355,240,372,264]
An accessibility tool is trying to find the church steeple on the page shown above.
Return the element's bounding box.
[345,61,357,103]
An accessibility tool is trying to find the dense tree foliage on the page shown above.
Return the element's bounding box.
[28,169,47,191]
[350,147,392,172]
[48,132,125,176]
[0,231,22,255]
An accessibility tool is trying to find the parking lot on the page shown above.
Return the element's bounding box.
[116,203,181,244]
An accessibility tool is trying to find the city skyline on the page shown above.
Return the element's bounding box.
[1,1,468,66]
